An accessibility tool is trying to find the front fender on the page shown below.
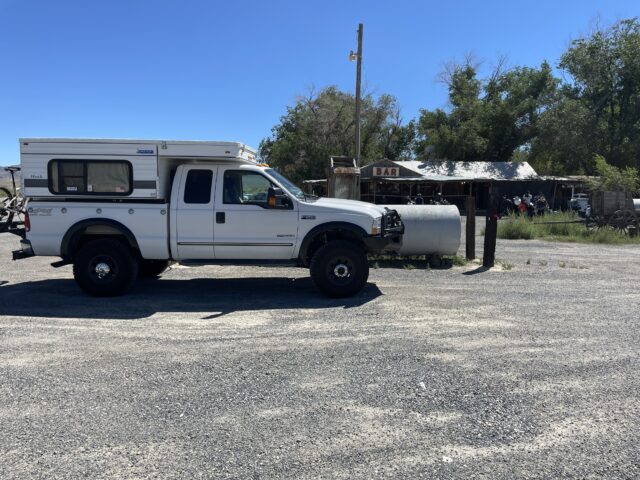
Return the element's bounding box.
[297,222,368,263]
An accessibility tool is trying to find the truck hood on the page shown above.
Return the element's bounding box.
[301,197,387,218]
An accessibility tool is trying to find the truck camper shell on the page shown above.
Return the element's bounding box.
[20,138,257,200]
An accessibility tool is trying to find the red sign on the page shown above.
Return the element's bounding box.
[373,166,399,177]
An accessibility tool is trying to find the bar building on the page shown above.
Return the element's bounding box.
[303,159,585,211]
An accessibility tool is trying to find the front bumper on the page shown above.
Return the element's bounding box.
[382,208,404,235]
[363,235,394,252]
[364,209,404,253]
[12,239,35,260]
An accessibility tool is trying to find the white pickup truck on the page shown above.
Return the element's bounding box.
[12,138,403,298]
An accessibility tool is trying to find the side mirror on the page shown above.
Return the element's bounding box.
[267,187,290,209]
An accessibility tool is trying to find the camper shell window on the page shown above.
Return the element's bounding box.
[48,160,133,195]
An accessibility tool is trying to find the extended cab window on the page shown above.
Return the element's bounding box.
[223,171,273,206]
[49,160,132,195]
[184,169,213,204]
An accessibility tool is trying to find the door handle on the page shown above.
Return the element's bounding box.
[216,212,225,224]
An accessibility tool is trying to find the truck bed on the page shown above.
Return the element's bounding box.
[27,201,170,259]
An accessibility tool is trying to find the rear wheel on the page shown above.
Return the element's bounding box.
[0,187,11,204]
[586,215,606,232]
[138,259,170,278]
[0,187,14,228]
[73,239,138,297]
[611,209,638,235]
[310,240,369,298]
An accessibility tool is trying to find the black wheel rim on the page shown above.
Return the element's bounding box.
[88,254,119,283]
[611,210,635,234]
[325,255,356,286]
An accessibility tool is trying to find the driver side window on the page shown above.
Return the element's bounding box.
[223,171,273,206]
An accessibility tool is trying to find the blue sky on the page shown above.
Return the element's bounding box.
[0,0,637,164]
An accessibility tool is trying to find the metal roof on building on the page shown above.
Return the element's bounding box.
[304,159,549,185]
[381,160,539,181]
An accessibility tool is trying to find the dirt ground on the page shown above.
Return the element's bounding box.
[0,227,638,479]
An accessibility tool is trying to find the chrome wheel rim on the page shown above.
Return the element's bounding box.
[89,255,118,283]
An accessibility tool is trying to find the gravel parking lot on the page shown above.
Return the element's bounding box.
[1,225,639,479]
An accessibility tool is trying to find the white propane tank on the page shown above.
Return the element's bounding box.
[383,204,461,256]
[634,199,640,213]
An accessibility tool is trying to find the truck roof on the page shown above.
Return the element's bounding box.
[19,138,257,162]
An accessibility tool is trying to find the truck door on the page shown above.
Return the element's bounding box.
[174,166,217,259]
[213,167,298,260]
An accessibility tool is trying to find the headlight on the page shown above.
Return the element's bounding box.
[371,216,382,235]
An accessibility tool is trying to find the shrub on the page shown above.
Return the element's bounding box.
[496,211,640,244]
[497,214,535,239]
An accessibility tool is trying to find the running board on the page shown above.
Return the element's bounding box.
[51,259,71,268]
[179,259,299,267]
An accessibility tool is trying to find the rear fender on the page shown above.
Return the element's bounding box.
[61,219,139,260]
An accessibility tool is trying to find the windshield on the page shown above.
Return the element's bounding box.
[266,168,306,200]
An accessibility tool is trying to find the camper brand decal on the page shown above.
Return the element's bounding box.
[28,208,52,216]
[137,149,155,155]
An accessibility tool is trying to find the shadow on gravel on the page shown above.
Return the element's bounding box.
[370,256,455,269]
[462,266,491,275]
[0,277,382,320]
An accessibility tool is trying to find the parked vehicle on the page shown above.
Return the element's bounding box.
[11,138,404,297]
[587,190,638,234]
[568,193,590,216]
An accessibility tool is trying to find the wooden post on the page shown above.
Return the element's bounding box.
[465,196,476,260]
[550,181,558,211]
[483,186,498,268]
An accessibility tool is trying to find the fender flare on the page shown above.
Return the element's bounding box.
[298,222,368,262]
[61,218,139,259]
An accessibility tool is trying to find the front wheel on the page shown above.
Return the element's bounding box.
[73,239,138,297]
[309,240,369,298]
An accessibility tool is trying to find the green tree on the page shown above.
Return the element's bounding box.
[528,94,593,174]
[531,18,640,174]
[415,61,558,162]
[414,63,486,161]
[562,18,640,169]
[587,154,639,192]
[259,87,414,183]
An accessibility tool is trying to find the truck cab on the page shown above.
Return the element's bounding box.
[171,163,300,261]
[14,138,404,298]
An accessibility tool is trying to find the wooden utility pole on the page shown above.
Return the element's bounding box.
[354,23,363,166]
